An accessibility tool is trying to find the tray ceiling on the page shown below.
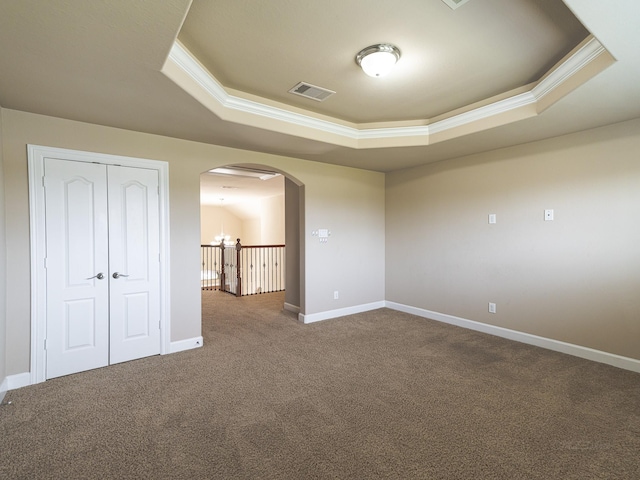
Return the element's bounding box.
[178,0,588,124]
[1,1,640,172]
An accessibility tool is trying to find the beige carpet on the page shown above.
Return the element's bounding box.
[1,290,639,479]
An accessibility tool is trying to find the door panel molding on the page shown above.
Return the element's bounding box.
[43,159,109,379]
[108,164,161,365]
[28,145,171,384]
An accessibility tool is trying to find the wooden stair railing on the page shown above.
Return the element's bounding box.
[201,239,285,296]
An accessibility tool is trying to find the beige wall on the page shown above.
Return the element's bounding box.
[386,118,640,360]
[200,205,243,245]
[260,194,285,245]
[242,218,261,245]
[1,109,386,376]
[303,160,385,313]
[200,197,285,246]
[285,178,301,309]
[0,108,7,390]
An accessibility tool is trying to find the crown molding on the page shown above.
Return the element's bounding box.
[167,43,361,140]
[164,35,610,148]
[533,36,606,101]
[429,91,536,135]
[356,124,430,139]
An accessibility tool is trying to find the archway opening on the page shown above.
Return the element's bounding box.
[199,164,304,319]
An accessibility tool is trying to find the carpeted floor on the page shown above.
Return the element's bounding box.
[1,290,639,479]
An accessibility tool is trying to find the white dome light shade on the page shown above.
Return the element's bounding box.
[356,44,401,78]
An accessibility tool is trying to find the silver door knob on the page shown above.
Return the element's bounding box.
[112,272,130,279]
[87,273,104,280]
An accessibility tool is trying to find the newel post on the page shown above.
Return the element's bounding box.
[219,240,226,293]
[235,238,242,297]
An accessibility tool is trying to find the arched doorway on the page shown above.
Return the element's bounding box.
[199,164,304,316]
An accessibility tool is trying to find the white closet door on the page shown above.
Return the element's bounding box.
[44,159,110,379]
[44,160,161,379]
[107,165,161,364]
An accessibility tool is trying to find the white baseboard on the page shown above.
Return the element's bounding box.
[1,341,204,393]
[6,372,32,391]
[2,340,203,393]
[169,336,203,354]
[284,302,300,314]
[0,377,7,403]
[299,301,385,324]
[385,301,640,374]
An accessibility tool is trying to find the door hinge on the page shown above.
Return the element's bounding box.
[42,176,46,188]
[44,339,47,350]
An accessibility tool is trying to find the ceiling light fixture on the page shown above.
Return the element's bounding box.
[355,44,401,78]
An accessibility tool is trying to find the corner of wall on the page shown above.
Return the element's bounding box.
[0,105,8,398]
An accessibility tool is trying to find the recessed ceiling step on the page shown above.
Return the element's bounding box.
[441,0,471,10]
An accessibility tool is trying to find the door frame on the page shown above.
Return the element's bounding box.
[28,145,171,384]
